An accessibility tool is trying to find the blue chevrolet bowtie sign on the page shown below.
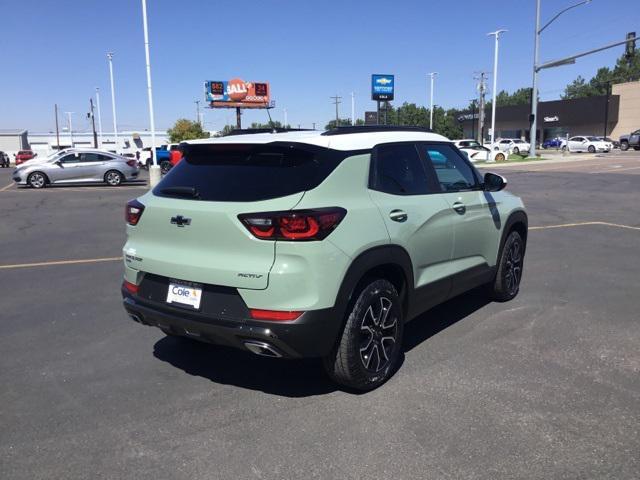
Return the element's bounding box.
[371,74,395,101]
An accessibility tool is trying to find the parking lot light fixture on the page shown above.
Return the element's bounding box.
[428,73,438,130]
[107,52,118,151]
[95,87,103,148]
[488,30,507,146]
[141,0,160,188]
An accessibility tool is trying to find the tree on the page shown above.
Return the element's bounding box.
[562,50,640,99]
[324,118,363,130]
[166,119,210,143]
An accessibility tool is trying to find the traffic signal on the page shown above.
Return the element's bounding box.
[625,32,636,59]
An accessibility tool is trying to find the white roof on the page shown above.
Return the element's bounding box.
[185,130,451,151]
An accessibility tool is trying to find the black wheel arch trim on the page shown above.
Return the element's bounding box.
[497,210,528,265]
[333,245,414,325]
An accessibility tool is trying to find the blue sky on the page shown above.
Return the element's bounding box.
[1,0,638,133]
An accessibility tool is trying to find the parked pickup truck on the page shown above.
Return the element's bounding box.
[141,144,183,173]
[619,129,640,151]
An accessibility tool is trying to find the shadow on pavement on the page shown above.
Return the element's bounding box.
[153,287,491,397]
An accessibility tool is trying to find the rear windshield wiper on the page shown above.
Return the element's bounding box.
[159,186,201,199]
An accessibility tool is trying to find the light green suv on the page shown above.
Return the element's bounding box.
[121,126,527,391]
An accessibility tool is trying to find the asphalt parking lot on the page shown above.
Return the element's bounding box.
[1,153,639,479]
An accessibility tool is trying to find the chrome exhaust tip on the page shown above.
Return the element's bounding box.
[243,341,282,358]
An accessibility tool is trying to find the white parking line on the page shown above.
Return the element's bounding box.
[0,183,14,191]
[0,256,122,270]
[530,221,640,232]
[589,165,640,175]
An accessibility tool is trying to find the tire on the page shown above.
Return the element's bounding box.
[104,170,123,186]
[495,152,506,162]
[588,145,596,153]
[561,145,567,152]
[491,231,525,302]
[324,279,403,391]
[620,141,629,151]
[634,146,640,151]
[27,172,47,189]
[512,147,520,155]
[160,160,172,175]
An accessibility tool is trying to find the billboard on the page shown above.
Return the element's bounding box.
[371,74,394,101]
[364,111,378,125]
[205,78,271,108]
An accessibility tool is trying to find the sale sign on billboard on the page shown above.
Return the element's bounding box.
[205,79,271,108]
[371,74,394,101]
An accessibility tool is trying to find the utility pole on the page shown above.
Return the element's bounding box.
[107,52,118,150]
[89,98,98,148]
[351,92,355,125]
[95,87,103,148]
[476,73,488,143]
[428,72,438,129]
[284,108,288,128]
[470,99,476,141]
[330,95,342,126]
[54,104,60,150]
[195,100,201,125]
[65,112,74,148]
[312,122,316,130]
[603,81,611,138]
[488,30,507,145]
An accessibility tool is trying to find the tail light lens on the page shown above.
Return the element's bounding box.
[238,208,346,241]
[122,280,139,294]
[126,159,137,167]
[126,199,145,226]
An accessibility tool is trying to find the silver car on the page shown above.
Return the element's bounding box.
[12,149,140,188]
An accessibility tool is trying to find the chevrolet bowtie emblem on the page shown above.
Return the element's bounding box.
[170,215,191,227]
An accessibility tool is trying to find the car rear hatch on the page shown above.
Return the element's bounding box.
[124,141,339,290]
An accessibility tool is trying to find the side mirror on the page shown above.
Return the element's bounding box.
[54,160,62,166]
[484,172,507,192]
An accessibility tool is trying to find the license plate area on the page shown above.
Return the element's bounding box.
[166,279,203,310]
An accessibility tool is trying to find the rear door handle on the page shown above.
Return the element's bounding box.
[389,210,408,222]
[452,202,466,214]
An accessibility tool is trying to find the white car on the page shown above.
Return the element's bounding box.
[454,139,507,162]
[563,136,611,153]
[493,138,530,155]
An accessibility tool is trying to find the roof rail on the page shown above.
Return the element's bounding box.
[321,125,433,136]
[223,128,314,137]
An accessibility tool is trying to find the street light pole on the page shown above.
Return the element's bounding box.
[529,0,591,158]
[107,52,118,151]
[488,30,507,146]
[428,73,437,129]
[141,0,159,187]
[95,87,103,148]
[529,0,541,157]
[351,92,355,125]
[65,112,74,148]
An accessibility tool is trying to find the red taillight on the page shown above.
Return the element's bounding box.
[122,280,139,294]
[249,309,302,321]
[126,159,137,167]
[126,199,145,226]
[239,208,346,241]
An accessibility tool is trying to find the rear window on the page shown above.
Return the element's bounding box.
[154,142,347,202]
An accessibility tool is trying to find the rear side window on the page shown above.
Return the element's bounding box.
[154,143,345,202]
[422,144,479,192]
[370,143,432,195]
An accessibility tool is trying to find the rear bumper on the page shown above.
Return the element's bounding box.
[122,288,342,359]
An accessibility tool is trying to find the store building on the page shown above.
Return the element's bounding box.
[459,80,640,143]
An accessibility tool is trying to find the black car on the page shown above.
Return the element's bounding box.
[0,151,10,168]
